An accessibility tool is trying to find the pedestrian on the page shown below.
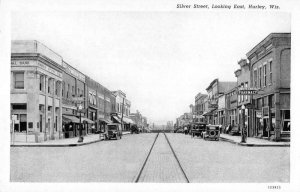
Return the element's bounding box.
[184,126,188,135]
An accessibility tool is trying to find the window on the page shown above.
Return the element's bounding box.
[39,75,44,92]
[263,64,267,87]
[269,61,273,85]
[72,86,74,95]
[12,104,27,110]
[14,114,27,132]
[48,79,51,94]
[241,83,244,102]
[245,82,248,101]
[14,72,24,89]
[67,84,70,98]
[259,67,262,88]
[62,82,65,97]
[281,110,290,131]
[253,69,258,88]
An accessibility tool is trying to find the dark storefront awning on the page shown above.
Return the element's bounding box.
[62,115,80,123]
[122,117,135,124]
[99,118,112,124]
[81,117,95,124]
[202,108,217,116]
[111,116,122,124]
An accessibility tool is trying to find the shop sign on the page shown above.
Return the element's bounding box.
[38,62,62,78]
[256,111,262,118]
[11,60,37,66]
[208,104,218,109]
[238,88,258,95]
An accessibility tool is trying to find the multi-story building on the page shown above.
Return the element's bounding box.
[11,40,64,142]
[234,59,253,136]
[204,79,236,125]
[61,61,86,138]
[225,86,238,131]
[247,33,290,141]
[111,90,134,131]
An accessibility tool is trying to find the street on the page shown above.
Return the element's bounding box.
[10,133,289,182]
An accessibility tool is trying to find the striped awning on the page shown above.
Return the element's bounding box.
[62,115,80,123]
[81,117,95,124]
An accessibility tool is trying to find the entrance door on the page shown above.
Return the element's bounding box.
[263,118,269,137]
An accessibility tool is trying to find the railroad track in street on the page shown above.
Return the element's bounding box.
[134,132,189,183]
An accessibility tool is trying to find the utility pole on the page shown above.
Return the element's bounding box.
[121,97,125,131]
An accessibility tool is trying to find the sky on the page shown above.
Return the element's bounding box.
[10,11,290,125]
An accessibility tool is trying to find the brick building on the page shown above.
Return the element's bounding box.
[247,33,291,141]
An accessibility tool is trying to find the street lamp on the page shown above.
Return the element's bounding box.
[241,104,247,143]
[72,94,85,143]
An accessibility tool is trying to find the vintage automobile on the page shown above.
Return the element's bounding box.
[190,123,207,138]
[130,125,139,134]
[106,123,122,140]
[203,125,221,141]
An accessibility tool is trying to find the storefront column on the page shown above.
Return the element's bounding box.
[50,78,55,140]
[58,81,63,139]
[44,76,48,141]
[274,91,281,141]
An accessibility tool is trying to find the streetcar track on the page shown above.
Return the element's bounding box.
[134,132,189,183]
[163,132,190,183]
[134,132,159,182]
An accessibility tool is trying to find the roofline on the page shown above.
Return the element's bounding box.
[246,33,291,58]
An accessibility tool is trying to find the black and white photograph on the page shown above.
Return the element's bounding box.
[0,0,300,192]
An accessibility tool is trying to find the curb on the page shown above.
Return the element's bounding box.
[219,137,290,147]
[11,132,132,147]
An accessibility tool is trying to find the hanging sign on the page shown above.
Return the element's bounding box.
[238,88,258,95]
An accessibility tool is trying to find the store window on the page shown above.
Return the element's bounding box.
[281,110,290,132]
[14,114,27,132]
[14,72,24,89]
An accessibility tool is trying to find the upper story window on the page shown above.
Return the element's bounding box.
[245,82,248,101]
[14,72,24,89]
[269,61,273,85]
[39,75,44,92]
[62,82,65,97]
[67,84,70,98]
[253,69,258,88]
[263,64,267,87]
[259,67,262,88]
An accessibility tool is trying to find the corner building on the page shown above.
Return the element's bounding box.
[247,33,290,141]
[11,40,63,142]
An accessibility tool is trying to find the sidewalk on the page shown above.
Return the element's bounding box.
[11,131,131,147]
[219,134,290,147]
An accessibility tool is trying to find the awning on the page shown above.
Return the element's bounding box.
[112,116,121,124]
[202,108,217,116]
[80,117,95,124]
[99,118,112,124]
[62,115,80,123]
[122,117,135,124]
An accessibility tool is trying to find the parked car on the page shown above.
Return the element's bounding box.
[190,123,206,138]
[106,123,122,140]
[175,128,184,133]
[203,125,221,141]
[130,125,139,134]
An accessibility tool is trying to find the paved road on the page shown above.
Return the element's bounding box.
[166,133,290,183]
[10,134,156,182]
[10,133,289,182]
